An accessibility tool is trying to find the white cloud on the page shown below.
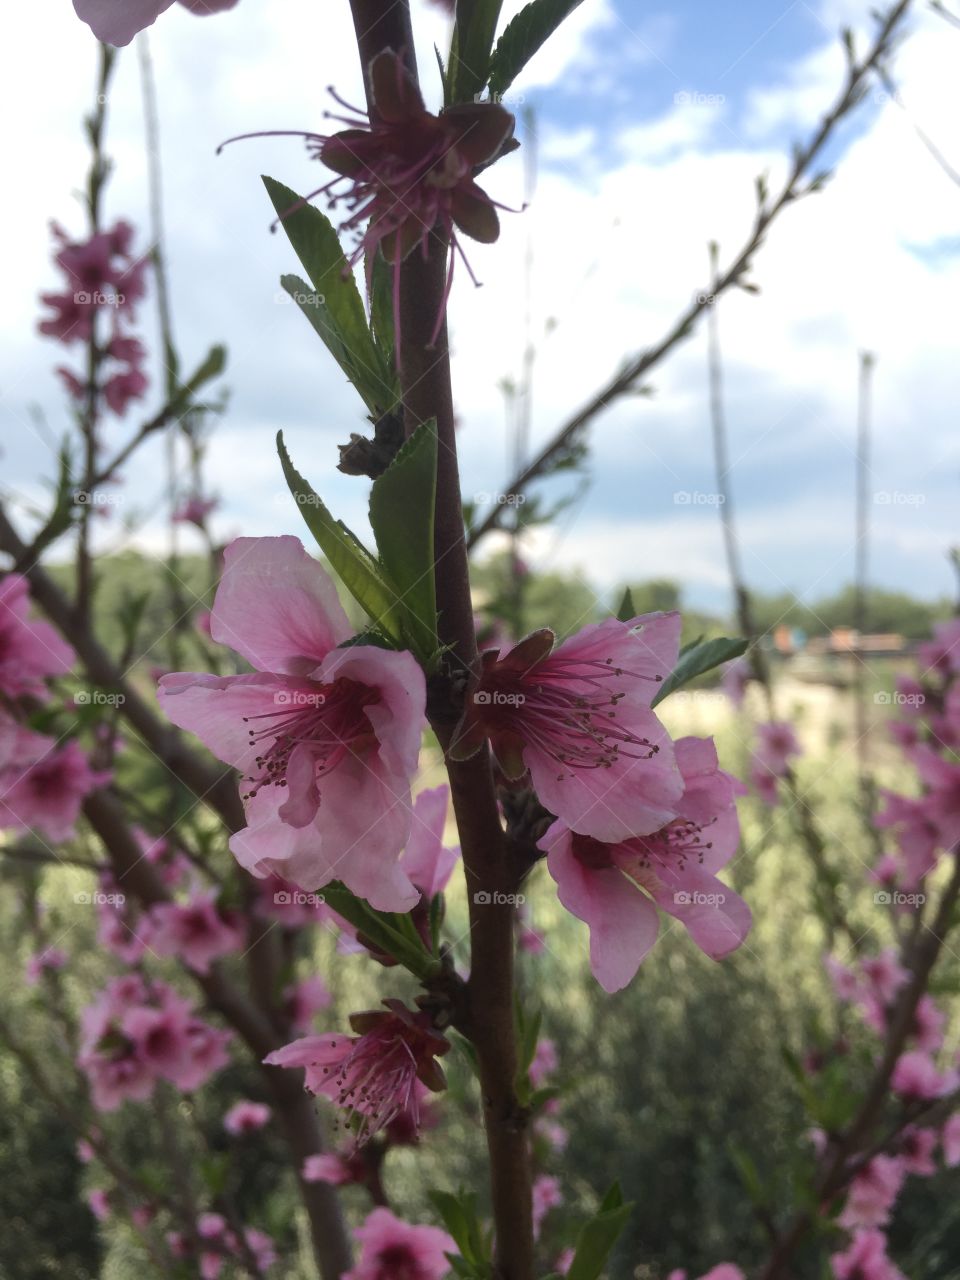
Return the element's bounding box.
[2,0,958,614]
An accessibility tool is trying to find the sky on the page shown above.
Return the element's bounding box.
[2,0,959,622]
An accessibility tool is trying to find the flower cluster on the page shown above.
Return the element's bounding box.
[78,974,232,1111]
[167,1212,276,1280]
[38,219,150,419]
[454,613,751,990]
[0,573,107,842]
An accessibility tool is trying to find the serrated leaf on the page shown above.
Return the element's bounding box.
[651,635,748,707]
[369,418,439,664]
[277,432,404,642]
[264,176,394,412]
[487,0,584,97]
[451,0,503,101]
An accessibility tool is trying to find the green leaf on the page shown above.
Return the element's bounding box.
[615,587,635,623]
[368,418,439,664]
[368,250,397,379]
[450,0,503,101]
[168,343,227,416]
[263,177,395,412]
[277,432,404,642]
[728,1141,766,1207]
[429,1190,491,1268]
[320,881,438,982]
[487,0,584,97]
[651,635,748,707]
[566,1183,633,1280]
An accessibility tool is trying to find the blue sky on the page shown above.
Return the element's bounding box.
[2,0,958,622]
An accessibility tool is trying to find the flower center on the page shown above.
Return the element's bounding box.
[478,654,660,780]
[240,677,380,802]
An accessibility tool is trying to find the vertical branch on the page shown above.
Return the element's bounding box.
[76,44,116,628]
[853,351,876,797]
[342,2,534,1272]
[506,106,538,640]
[137,33,188,673]
[706,241,773,714]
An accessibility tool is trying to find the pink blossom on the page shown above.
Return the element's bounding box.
[906,746,960,850]
[264,1000,449,1145]
[87,1188,111,1221]
[24,946,68,985]
[176,1019,233,1089]
[284,974,333,1031]
[831,1229,906,1280]
[224,1100,271,1135]
[532,1174,562,1239]
[103,365,148,416]
[754,721,802,777]
[122,1000,196,1084]
[899,1126,937,1176]
[0,574,75,698]
[838,1155,905,1230]
[73,0,239,47]
[824,954,860,1003]
[749,758,781,806]
[861,949,908,1006]
[174,495,219,527]
[243,1227,277,1272]
[875,793,939,889]
[941,1112,960,1166]
[891,1050,957,1101]
[228,51,514,351]
[345,1207,455,1280]
[303,1152,362,1185]
[454,613,684,842]
[542,737,750,992]
[917,618,960,677]
[529,1038,557,1088]
[555,1249,575,1275]
[147,892,245,974]
[0,735,110,841]
[911,995,945,1053]
[158,536,425,912]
